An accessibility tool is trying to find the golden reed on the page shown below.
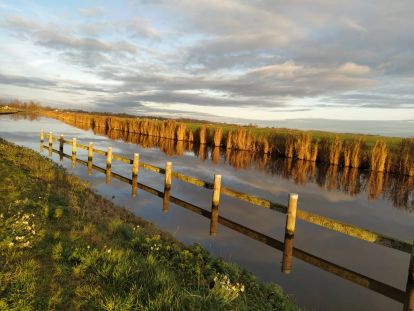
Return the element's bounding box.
[41,110,413,175]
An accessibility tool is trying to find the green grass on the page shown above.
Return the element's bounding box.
[0,138,298,311]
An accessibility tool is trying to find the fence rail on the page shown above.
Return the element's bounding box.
[44,144,413,308]
[42,130,413,255]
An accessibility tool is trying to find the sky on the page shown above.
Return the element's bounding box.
[0,0,413,124]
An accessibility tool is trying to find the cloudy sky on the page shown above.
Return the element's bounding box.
[0,0,413,123]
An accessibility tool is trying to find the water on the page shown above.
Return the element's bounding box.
[1,113,413,311]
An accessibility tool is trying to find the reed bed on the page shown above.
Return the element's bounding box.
[198,125,207,144]
[41,110,413,176]
[343,139,363,168]
[370,140,388,172]
[395,138,414,176]
[213,127,222,147]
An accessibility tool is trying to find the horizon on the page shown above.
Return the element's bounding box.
[1,1,414,123]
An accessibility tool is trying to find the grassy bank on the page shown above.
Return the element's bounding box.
[0,138,298,310]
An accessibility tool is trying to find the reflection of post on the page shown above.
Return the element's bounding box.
[163,188,171,213]
[285,193,298,236]
[164,162,172,190]
[210,174,221,235]
[48,131,53,147]
[40,129,44,143]
[48,133,52,156]
[404,242,413,311]
[88,142,93,176]
[59,134,64,162]
[282,234,294,274]
[106,167,111,184]
[39,142,44,153]
[71,138,77,168]
[59,134,64,152]
[131,153,139,197]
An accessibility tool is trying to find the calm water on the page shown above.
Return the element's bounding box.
[1,114,413,311]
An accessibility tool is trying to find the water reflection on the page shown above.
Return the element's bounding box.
[43,145,413,310]
[68,124,414,211]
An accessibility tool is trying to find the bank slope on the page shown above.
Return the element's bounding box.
[0,138,298,311]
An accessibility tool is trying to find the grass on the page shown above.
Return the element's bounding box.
[0,138,298,311]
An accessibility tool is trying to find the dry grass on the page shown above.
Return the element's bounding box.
[294,133,311,160]
[176,123,187,141]
[213,127,222,147]
[395,138,414,176]
[343,139,363,168]
[370,140,388,172]
[284,136,295,158]
[226,132,233,149]
[199,126,207,144]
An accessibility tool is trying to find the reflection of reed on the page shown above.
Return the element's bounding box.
[195,144,207,161]
[368,172,384,200]
[10,112,40,121]
[211,147,220,164]
[292,160,311,185]
[385,176,414,212]
[326,165,339,191]
[227,150,254,170]
[50,117,414,210]
[340,168,360,196]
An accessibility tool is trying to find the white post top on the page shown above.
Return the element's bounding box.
[289,193,299,199]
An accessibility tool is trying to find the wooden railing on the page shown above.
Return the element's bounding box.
[42,130,413,253]
[40,130,413,309]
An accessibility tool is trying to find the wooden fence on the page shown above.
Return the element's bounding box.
[41,130,413,309]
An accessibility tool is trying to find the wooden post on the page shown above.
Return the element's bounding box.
[48,131,53,147]
[285,193,298,236]
[71,138,77,168]
[131,153,139,197]
[210,174,221,235]
[40,129,44,143]
[132,153,139,176]
[164,162,172,190]
[404,242,414,311]
[72,138,77,155]
[106,147,112,168]
[282,234,294,274]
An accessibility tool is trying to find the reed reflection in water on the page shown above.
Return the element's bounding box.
[83,125,414,211]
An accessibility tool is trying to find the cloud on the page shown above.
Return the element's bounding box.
[0,0,413,119]
[78,6,105,18]
[2,15,139,55]
[0,73,56,88]
[337,62,371,75]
